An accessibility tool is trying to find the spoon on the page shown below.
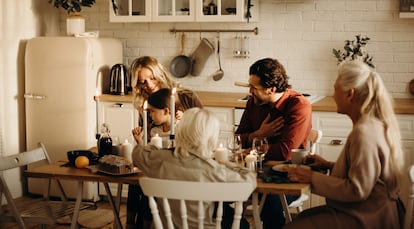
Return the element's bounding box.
[213,37,224,81]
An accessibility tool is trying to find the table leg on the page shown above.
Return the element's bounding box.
[71,181,83,229]
[103,183,123,229]
[280,195,292,223]
[252,193,262,229]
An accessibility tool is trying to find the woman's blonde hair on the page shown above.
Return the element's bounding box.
[337,60,404,177]
[130,56,178,113]
[174,108,220,159]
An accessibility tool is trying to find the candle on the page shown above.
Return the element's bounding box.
[245,150,257,171]
[143,100,148,145]
[150,133,163,149]
[214,143,229,163]
[120,139,133,161]
[170,87,176,136]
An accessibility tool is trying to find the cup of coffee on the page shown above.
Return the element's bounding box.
[291,149,309,164]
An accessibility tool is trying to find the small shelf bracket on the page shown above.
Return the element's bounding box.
[169,27,258,35]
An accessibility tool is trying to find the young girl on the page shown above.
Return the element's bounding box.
[133,88,174,149]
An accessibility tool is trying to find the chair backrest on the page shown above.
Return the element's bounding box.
[0,142,68,228]
[405,165,414,229]
[308,129,323,154]
[139,177,255,229]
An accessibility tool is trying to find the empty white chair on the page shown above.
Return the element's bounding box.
[288,129,323,216]
[0,142,92,229]
[139,177,255,229]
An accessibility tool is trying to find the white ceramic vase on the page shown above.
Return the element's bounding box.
[66,13,85,36]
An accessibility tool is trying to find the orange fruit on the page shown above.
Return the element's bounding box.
[75,156,89,168]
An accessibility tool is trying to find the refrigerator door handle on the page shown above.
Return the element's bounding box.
[24,93,46,100]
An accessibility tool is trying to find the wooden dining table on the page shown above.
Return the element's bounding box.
[24,161,143,229]
[24,160,310,229]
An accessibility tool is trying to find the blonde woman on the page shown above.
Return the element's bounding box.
[285,60,405,229]
[133,108,256,228]
[130,56,202,135]
[128,56,202,228]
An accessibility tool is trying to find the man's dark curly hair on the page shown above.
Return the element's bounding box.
[249,58,291,92]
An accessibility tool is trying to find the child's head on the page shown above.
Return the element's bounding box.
[147,88,171,125]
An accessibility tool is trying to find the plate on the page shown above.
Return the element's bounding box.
[272,164,297,173]
[97,167,141,176]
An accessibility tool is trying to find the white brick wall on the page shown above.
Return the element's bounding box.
[61,0,414,98]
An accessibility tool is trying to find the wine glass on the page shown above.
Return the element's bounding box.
[227,134,242,166]
[252,137,269,173]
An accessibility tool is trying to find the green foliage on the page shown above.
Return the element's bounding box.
[332,35,375,68]
[48,0,95,14]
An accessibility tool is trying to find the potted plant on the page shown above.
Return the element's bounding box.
[332,34,375,68]
[48,0,96,36]
[48,0,95,14]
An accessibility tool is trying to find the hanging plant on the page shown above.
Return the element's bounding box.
[48,0,96,14]
[332,34,375,68]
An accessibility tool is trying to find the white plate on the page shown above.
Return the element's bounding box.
[272,164,297,173]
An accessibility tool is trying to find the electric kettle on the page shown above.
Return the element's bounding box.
[110,64,130,95]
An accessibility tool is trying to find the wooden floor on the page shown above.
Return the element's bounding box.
[1,197,255,229]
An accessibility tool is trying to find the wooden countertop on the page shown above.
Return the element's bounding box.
[95,92,414,114]
[312,96,414,114]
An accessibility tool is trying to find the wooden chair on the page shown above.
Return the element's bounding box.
[0,142,93,229]
[405,165,414,229]
[287,129,323,215]
[139,177,255,229]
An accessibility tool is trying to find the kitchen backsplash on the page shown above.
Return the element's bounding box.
[59,0,414,98]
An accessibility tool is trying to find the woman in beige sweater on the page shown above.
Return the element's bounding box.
[285,60,405,229]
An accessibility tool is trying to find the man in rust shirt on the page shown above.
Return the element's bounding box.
[235,58,312,229]
[236,58,312,161]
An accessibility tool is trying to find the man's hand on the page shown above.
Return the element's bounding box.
[249,115,284,142]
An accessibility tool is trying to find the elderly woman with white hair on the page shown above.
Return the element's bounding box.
[132,107,256,229]
[284,60,405,229]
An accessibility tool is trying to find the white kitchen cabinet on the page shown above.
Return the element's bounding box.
[152,0,195,22]
[109,0,258,22]
[195,0,258,22]
[97,101,138,197]
[309,111,414,208]
[109,0,152,22]
[204,106,235,145]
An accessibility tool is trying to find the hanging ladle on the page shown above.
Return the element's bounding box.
[212,34,224,81]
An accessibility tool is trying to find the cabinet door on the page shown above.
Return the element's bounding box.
[196,0,244,22]
[204,106,234,144]
[98,102,138,145]
[109,0,152,22]
[152,0,195,22]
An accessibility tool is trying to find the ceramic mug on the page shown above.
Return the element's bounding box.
[291,149,309,164]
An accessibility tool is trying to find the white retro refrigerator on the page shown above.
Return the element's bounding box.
[25,37,123,201]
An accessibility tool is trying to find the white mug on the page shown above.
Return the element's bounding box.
[291,149,309,164]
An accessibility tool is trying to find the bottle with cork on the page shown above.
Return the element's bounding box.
[98,123,112,158]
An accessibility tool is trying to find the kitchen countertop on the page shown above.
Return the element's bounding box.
[95,92,414,114]
[312,96,414,114]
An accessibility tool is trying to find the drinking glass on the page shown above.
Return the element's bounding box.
[227,134,242,166]
[252,137,269,173]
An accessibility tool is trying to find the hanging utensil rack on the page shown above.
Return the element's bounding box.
[169,27,258,35]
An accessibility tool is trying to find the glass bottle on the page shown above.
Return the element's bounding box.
[98,123,112,158]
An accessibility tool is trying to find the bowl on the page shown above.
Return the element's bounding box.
[67,150,99,165]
